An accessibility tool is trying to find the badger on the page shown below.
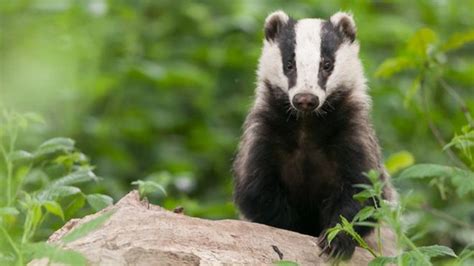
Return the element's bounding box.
[233,11,397,260]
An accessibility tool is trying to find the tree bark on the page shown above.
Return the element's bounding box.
[30,190,386,265]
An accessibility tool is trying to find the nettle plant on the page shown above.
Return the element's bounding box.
[326,170,462,266]
[326,29,474,266]
[0,111,113,265]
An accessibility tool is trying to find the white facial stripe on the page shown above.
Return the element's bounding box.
[326,42,364,93]
[290,19,326,107]
[326,41,369,107]
[295,19,322,90]
[257,41,286,90]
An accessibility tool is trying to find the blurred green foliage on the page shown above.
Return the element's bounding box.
[1,0,474,264]
[0,111,112,265]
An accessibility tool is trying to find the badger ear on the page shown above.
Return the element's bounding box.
[264,10,290,42]
[330,12,356,43]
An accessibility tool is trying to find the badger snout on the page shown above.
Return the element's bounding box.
[292,93,319,111]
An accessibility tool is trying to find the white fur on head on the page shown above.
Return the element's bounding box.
[256,39,286,93]
[326,42,368,104]
[289,19,325,108]
[256,11,290,95]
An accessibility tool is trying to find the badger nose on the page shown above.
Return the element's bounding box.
[292,93,319,111]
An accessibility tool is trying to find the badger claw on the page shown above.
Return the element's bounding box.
[318,232,356,261]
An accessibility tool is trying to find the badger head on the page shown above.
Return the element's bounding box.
[257,11,367,113]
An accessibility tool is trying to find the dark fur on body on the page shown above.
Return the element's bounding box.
[233,83,386,259]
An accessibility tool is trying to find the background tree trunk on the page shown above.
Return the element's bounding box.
[30,191,381,265]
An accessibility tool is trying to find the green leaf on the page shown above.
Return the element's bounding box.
[64,194,86,218]
[353,206,375,222]
[45,186,82,199]
[55,152,89,167]
[403,75,421,108]
[86,194,113,211]
[52,169,98,187]
[399,164,474,196]
[353,184,373,190]
[398,164,474,179]
[131,180,167,198]
[451,174,474,197]
[340,216,351,227]
[353,190,376,202]
[407,28,438,58]
[441,30,474,52]
[418,245,457,258]
[31,202,43,228]
[375,57,414,78]
[397,250,432,266]
[34,137,75,157]
[0,207,20,217]
[368,256,397,266]
[26,242,86,265]
[385,151,415,175]
[364,169,381,184]
[42,201,64,220]
[9,150,34,163]
[61,210,115,244]
[412,253,430,265]
[326,224,342,243]
[14,166,31,182]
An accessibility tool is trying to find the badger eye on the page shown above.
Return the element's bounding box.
[286,53,296,71]
[321,60,333,72]
[286,60,294,70]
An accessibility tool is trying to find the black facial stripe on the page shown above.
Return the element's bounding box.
[277,18,297,89]
[318,21,344,90]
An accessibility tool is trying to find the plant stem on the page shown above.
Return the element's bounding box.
[0,144,13,206]
[358,235,379,258]
[377,225,383,256]
[22,210,32,244]
[0,226,23,265]
[347,228,379,258]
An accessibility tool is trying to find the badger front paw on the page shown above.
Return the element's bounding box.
[318,231,356,260]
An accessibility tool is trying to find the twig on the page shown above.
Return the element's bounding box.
[271,245,284,260]
[422,204,474,230]
[420,77,468,169]
[439,79,474,127]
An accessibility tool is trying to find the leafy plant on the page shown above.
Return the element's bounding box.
[376,27,474,168]
[327,170,459,265]
[131,179,167,200]
[0,111,113,265]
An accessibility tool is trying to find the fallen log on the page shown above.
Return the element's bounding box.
[30,190,389,265]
